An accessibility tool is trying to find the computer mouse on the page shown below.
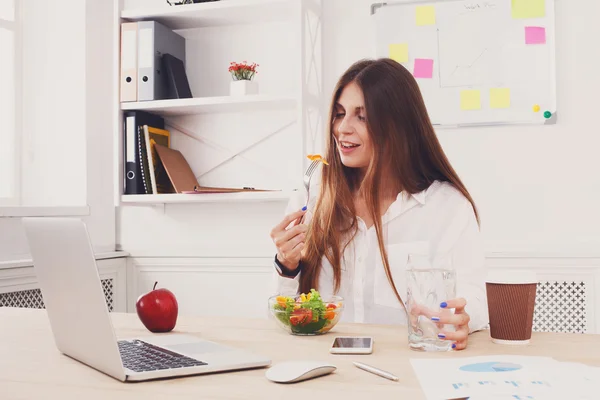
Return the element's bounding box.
[265,360,337,383]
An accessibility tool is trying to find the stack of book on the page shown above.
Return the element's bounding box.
[122,111,274,195]
[123,110,172,195]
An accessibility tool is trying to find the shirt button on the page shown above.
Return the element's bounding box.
[358,256,363,262]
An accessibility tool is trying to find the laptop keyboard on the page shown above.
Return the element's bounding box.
[118,339,207,373]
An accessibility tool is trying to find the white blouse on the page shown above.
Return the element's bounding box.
[272,180,489,333]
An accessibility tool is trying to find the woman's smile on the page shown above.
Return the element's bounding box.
[338,140,361,154]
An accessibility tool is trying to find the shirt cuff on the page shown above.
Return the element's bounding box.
[273,255,301,278]
[464,294,490,334]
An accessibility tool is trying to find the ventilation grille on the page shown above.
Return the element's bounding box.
[533,281,587,334]
[0,278,114,312]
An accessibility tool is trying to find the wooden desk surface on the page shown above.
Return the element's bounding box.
[1,307,599,399]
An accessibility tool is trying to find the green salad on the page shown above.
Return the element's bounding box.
[272,289,341,334]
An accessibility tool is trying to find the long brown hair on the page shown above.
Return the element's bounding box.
[299,59,479,307]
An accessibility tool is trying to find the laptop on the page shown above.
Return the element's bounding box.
[22,217,271,382]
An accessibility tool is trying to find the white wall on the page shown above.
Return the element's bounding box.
[118,0,600,258]
[0,8,17,202]
[114,0,600,330]
[0,219,29,261]
[4,0,598,260]
[322,0,600,254]
[2,0,597,327]
[84,0,117,253]
[0,0,116,262]
[20,0,87,207]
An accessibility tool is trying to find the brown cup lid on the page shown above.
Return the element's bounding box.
[486,270,537,285]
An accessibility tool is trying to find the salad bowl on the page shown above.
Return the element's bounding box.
[268,290,344,335]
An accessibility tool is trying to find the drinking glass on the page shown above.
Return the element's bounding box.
[406,254,456,352]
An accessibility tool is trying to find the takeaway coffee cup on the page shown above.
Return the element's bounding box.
[485,271,538,345]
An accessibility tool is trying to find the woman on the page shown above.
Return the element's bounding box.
[269,58,488,350]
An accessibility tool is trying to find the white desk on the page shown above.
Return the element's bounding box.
[1,307,599,399]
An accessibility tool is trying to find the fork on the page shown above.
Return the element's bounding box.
[294,159,320,226]
[303,159,320,208]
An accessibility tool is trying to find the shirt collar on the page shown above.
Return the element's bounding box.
[383,183,432,223]
[410,190,426,205]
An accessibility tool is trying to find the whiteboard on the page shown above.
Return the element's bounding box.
[372,0,557,127]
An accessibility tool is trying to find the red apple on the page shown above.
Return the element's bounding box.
[136,281,178,333]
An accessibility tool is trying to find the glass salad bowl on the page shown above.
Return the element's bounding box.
[268,290,344,335]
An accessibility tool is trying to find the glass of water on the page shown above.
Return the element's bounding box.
[406,254,456,352]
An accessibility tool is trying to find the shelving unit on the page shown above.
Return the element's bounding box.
[114,0,323,206]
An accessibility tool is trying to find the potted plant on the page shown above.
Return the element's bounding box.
[229,61,259,96]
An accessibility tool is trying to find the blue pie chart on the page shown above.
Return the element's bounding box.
[459,362,522,372]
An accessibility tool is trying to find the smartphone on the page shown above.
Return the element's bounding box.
[330,336,373,354]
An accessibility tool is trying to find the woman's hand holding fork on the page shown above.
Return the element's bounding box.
[270,207,308,272]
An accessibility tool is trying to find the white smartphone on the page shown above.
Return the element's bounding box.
[329,336,374,354]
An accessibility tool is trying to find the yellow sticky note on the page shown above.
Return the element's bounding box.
[416,5,436,26]
[490,88,511,109]
[511,0,545,19]
[389,43,408,63]
[460,90,481,110]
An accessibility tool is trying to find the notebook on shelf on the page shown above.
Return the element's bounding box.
[154,144,276,194]
[142,125,173,194]
[123,111,165,195]
[162,53,193,99]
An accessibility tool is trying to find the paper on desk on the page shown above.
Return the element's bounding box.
[550,361,600,399]
[410,355,599,400]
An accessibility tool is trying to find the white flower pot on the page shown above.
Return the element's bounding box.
[230,80,258,96]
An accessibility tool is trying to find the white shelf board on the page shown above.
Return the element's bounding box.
[121,0,296,30]
[0,251,129,270]
[0,205,90,218]
[120,95,296,116]
[121,191,295,204]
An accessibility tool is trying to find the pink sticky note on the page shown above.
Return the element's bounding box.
[413,58,434,79]
[525,26,546,45]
